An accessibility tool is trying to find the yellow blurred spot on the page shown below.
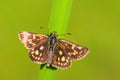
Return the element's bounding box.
[68,52,71,56]
[58,62,60,65]
[38,58,40,60]
[78,47,82,49]
[66,59,69,62]
[73,52,76,55]
[59,50,63,55]
[74,50,78,54]
[35,57,38,59]
[40,46,44,50]
[61,56,65,62]
[71,45,75,49]
[39,53,42,57]
[35,50,39,55]
[33,35,36,39]
[58,57,60,61]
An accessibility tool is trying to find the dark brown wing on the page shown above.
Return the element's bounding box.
[58,39,89,60]
[18,31,48,49]
[29,41,48,64]
[52,44,72,69]
[18,31,49,64]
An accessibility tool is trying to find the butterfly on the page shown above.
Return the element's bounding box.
[18,31,89,69]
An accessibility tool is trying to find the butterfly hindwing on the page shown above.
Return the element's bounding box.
[58,39,89,60]
[29,41,48,64]
[52,44,72,69]
[18,31,48,49]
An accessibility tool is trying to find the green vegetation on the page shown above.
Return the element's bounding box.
[39,0,72,80]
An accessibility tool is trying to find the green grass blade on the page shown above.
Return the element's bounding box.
[39,0,72,80]
[48,0,72,37]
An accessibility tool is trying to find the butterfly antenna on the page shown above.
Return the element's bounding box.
[59,32,71,37]
[66,33,71,35]
[40,26,44,29]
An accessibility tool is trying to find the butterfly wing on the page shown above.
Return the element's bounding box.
[29,41,48,64]
[18,31,49,64]
[18,31,48,49]
[52,43,72,69]
[58,39,89,60]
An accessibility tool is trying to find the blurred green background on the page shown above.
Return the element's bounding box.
[0,0,120,80]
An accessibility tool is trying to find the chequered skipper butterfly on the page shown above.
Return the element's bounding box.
[18,31,89,69]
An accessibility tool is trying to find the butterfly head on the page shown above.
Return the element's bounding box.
[49,32,58,38]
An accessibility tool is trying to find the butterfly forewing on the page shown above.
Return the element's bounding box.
[18,31,48,49]
[58,39,89,60]
[52,44,71,69]
[19,31,49,64]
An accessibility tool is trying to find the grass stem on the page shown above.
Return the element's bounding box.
[39,0,72,80]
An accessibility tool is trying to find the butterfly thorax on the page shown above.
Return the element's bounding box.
[49,37,57,50]
[49,33,57,48]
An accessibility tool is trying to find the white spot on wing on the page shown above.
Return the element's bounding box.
[78,47,82,50]
[59,50,63,55]
[40,46,44,50]
[66,59,69,62]
[58,57,60,61]
[61,56,65,62]
[35,50,39,55]
[38,57,40,60]
[71,45,75,49]
[39,53,42,57]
